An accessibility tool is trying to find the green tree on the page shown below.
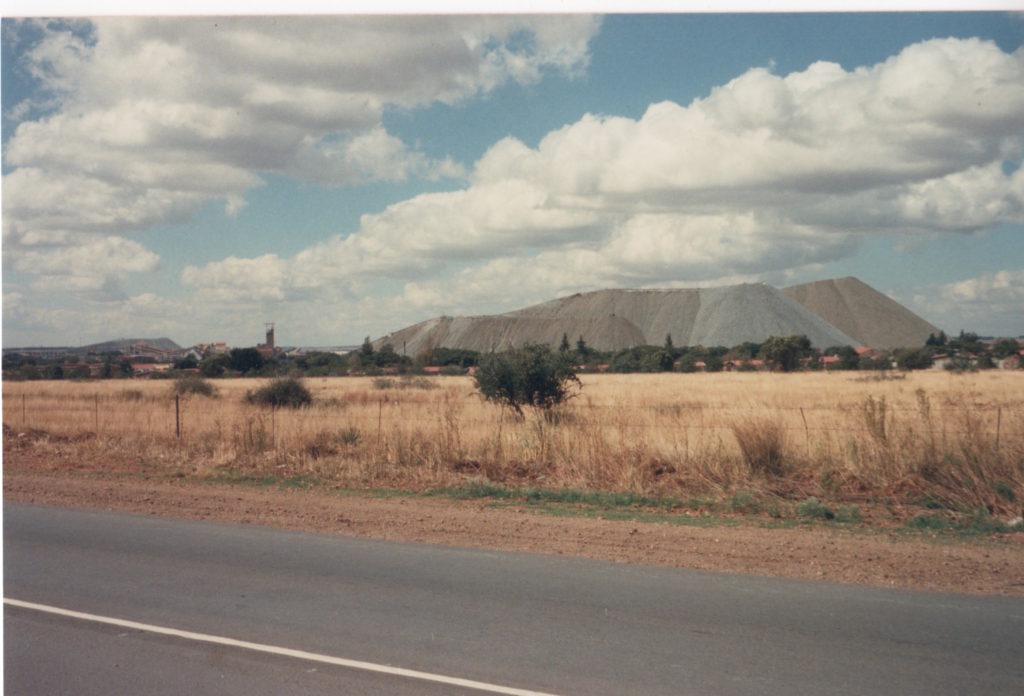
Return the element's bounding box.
[559,333,571,353]
[199,353,231,377]
[949,330,983,354]
[474,344,580,416]
[732,341,762,360]
[229,347,264,374]
[992,338,1021,359]
[174,354,199,370]
[760,335,811,372]
[896,348,933,370]
[246,376,312,408]
[824,345,860,370]
[677,353,698,373]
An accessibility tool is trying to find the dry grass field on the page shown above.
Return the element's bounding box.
[4,371,1023,520]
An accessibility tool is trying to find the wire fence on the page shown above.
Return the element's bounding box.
[5,392,1017,441]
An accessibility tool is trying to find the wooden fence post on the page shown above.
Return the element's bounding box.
[799,407,810,457]
[995,406,1001,454]
[377,397,383,447]
[175,395,180,439]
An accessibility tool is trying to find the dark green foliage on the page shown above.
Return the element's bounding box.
[925,331,948,347]
[559,333,571,353]
[676,353,699,373]
[610,346,674,372]
[2,352,30,369]
[199,353,231,377]
[896,348,933,370]
[173,355,199,370]
[824,345,860,370]
[372,343,408,367]
[172,375,217,397]
[859,354,889,371]
[229,347,265,374]
[732,341,762,360]
[991,338,1021,359]
[246,376,312,408]
[795,497,835,520]
[949,330,984,354]
[760,335,811,372]
[415,347,479,371]
[294,351,349,376]
[474,344,580,415]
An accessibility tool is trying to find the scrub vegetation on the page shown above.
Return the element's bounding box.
[4,371,1023,528]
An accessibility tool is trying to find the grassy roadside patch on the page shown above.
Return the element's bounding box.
[7,456,1022,540]
[425,481,1024,538]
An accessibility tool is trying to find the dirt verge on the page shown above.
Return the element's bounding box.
[4,468,1023,597]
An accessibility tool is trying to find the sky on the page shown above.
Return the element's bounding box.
[2,9,1023,348]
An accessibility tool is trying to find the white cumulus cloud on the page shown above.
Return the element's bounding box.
[181,36,1022,325]
[914,269,1024,336]
[3,15,600,291]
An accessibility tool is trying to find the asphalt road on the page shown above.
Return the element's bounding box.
[5,503,1024,695]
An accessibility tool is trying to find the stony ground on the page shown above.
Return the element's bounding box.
[5,454,1023,596]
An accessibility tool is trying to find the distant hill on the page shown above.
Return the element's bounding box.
[781,277,939,350]
[374,282,863,356]
[76,337,182,354]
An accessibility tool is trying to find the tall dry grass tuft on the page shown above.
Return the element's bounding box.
[4,372,1023,512]
[731,417,788,477]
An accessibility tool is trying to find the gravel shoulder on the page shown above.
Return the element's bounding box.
[5,467,1023,597]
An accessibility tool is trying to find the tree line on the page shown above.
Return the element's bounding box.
[3,329,1019,381]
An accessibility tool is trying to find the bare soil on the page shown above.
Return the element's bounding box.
[5,447,1023,597]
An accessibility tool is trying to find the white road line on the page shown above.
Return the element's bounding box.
[4,597,562,696]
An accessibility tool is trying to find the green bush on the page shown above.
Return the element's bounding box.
[796,496,835,520]
[474,344,580,416]
[246,377,312,408]
[172,375,216,398]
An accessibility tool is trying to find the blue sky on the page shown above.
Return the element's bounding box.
[3,11,1023,348]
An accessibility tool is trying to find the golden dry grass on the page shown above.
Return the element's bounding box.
[4,371,1023,513]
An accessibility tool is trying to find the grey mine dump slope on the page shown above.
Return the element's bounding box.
[375,282,860,355]
[782,277,939,350]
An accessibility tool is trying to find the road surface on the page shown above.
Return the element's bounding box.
[5,503,1023,695]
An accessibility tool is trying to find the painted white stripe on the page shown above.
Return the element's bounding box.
[4,597,562,696]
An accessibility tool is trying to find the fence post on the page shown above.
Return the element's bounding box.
[995,406,1001,454]
[95,393,99,433]
[22,393,26,428]
[799,407,810,457]
[271,406,276,449]
[377,397,383,447]
[175,395,180,439]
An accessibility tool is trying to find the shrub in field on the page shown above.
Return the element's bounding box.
[246,377,312,408]
[172,375,217,398]
[731,417,788,476]
[474,344,580,416]
[795,496,835,520]
[373,376,437,390]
